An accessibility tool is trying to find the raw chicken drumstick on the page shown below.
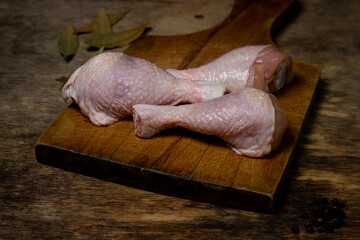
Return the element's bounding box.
[133,88,288,158]
[62,52,227,126]
[167,45,293,93]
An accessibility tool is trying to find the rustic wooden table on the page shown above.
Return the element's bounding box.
[1,0,359,239]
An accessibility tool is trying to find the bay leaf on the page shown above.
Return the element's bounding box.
[78,46,106,65]
[77,9,129,34]
[93,8,112,35]
[85,22,149,48]
[93,45,105,56]
[58,22,79,60]
[56,76,69,84]
[108,9,129,25]
[77,22,93,34]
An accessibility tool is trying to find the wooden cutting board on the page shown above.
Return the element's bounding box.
[36,0,320,210]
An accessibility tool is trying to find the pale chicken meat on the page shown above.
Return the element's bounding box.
[167,45,293,93]
[133,88,288,158]
[62,52,226,126]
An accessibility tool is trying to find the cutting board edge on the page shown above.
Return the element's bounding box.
[35,143,275,210]
[271,64,321,208]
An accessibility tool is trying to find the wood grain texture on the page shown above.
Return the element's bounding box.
[35,0,320,210]
[1,0,359,239]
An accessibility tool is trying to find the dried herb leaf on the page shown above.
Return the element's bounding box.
[76,22,93,34]
[56,76,69,84]
[93,46,105,56]
[85,22,148,48]
[58,22,79,59]
[77,9,129,34]
[108,9,129,25]
[78,46,106,65]
[93,8,112,35]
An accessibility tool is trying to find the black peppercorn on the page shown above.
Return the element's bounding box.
[291,226,300,234]
[301,213,309,219]
[310,217,317,224]
[323,208,331,220]
[312,205,322,217]
[317,226,325,233]
[323,222,334,233]
[325,226,334,233]
[321,197,329,205]
[307,225,314,233]
[312,198,320,206]
[331,198,340,206]
[317,217,324,226]
[329,219,340,229]
[304,221,312,230]
[338,200,346,208]
[336,217,345,227]
[338,208,347,219]
[292,197,347,235]
[330,205,340,217]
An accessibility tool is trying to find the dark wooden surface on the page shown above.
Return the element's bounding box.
[1,0,359,239]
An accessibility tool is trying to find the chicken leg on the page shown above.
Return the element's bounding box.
[167,45,293,93]
[133,88,288,158]
[62,52,227,126]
